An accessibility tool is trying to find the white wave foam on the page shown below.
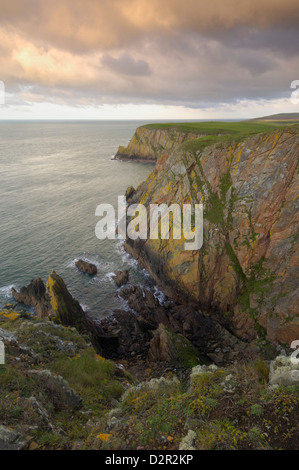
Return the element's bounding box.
[115,240,138,267]
[0,285,17,298]
[80,303,89,312]
[153,286,167,305]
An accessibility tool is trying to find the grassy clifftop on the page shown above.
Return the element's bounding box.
[115,117,299,162]
[143,120,299,153]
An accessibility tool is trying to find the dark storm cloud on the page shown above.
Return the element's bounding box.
[0,0,298,108]
[102,54,151,76]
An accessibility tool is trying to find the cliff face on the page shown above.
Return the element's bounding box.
[125,126,299,345]
[115,126,204,161]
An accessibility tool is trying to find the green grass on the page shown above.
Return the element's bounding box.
[51,352,124,409]
[143,121,299,154]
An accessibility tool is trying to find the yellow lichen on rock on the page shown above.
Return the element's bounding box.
[0,311,20,321]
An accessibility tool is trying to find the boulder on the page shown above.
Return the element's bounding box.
[28,369,82,411]
[148,324,201,367]
[113,270,129,288]
[179,430,197,451]
[0,425,32,451]
[75,259,97,275]
[269,355,299,388]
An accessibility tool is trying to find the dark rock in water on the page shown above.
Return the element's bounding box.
[11,272,88,335]
[75,259,97,275]
[12,278,50,319]
[46,270,87,334]
[113,270,129,288]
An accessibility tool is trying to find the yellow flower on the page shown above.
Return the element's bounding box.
[95,354,105,362]
[97,433,112,443]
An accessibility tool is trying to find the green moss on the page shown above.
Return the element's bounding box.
[168,329,202,368]
[220,170,232,202]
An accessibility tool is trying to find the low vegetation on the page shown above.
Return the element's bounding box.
[143,121,299,153]
[0,309,298,450]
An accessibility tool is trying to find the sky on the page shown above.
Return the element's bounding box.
[0,0,298,120]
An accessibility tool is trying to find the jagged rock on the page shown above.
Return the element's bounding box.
[12,277,49,319]
[268,355,299,388]
[125,186,136,201]
[124,126,299,344]
[118,285,258,365]
[119,285,160,314]
[0,425,32,450]
[115,126,204,162]
[46,270,87,334]
[27,397,53,430]
[85,309,153,359]
[75,259,97,275]
[148,324,201,367]
[113,270,129,288]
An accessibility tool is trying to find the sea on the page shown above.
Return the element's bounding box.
[0,120,164,317]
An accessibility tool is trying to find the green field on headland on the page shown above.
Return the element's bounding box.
[143,118,299,153]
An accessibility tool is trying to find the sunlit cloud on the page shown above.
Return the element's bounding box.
[0,0,298,119]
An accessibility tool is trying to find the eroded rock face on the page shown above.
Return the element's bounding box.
[115,126,204,162]
[125,126,299,344]
[11,272,88,335]
[28,370,83,410]
[85,309,153,359]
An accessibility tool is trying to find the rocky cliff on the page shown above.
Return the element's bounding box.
[115,125,206,162]
[125,125,299,346]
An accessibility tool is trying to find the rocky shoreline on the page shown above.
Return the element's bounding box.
[0,227,298,450]
[9,268,258,367]
[1,121,298,450]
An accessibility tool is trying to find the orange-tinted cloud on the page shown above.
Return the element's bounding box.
[0,0,298,109]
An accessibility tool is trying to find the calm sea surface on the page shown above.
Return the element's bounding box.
[0,120,158,316]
